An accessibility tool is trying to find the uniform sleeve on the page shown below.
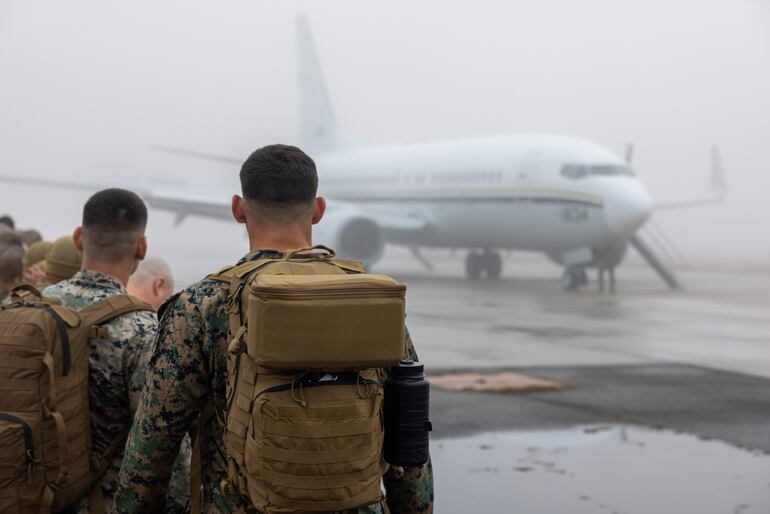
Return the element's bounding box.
[165,435,192,514]
[115,292,210,513]
[383,327,435,514]
[123,312,158,415]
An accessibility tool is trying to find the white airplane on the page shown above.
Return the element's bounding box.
[1,16,724,291]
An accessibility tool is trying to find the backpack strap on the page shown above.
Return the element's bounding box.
[207,259,276,283]
[9,283,43,302]
[80,295,154,334]
[208,246,365,283]
[78,295,153,514]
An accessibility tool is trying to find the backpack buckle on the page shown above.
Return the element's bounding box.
[228,326,247,355]
[88,326,110,340]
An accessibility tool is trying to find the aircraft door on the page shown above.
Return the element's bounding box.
[508,151,542,248]
[516,151,541,184]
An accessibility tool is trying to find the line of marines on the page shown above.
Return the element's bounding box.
[0,144,434,514]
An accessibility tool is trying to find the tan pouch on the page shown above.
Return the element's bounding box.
[247,273,406,371]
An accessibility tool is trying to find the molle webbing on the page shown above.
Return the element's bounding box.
[198,246,403,514]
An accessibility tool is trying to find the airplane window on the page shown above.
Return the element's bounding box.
[561,165,588,179]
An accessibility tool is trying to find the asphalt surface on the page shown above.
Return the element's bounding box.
[431,364,770,452]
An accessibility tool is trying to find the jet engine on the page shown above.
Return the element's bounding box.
[313,204,384,266]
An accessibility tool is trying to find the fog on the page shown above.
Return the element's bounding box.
[1,0,769,268]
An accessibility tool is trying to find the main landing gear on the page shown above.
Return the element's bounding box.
[465,249,502,279]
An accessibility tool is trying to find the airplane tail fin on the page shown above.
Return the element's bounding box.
[297,15,348,154]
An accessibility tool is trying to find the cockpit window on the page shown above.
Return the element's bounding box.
[561,164,634,179]
[589,165,634,177]
[561,165,588,179]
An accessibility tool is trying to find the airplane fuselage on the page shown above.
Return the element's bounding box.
[316,133,652,261]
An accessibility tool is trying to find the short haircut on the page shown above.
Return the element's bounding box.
[81,188,148,261]
[20,229,43,246]
[0,215,15,230]
[0,245,24,283]
[0,231,23,253]
[239,144,318,222]
[132,255,174,291]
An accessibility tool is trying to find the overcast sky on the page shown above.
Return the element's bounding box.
[1,0,768,267]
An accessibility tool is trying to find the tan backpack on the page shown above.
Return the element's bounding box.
[193,246,406,514]
[0,286,153,514]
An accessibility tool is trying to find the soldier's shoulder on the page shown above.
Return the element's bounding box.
[112,306,158,332]
[41,280,70,299]
[158,277,229,322]
[104,302,158,349]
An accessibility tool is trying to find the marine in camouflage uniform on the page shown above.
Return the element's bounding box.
[43,270,190,514]
[115,250,434,514]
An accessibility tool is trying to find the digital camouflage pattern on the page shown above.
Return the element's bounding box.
[43,270,189,514]
[115,250,434,514]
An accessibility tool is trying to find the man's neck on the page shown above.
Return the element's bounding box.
[247,225,312,253]
[80,258,133,287]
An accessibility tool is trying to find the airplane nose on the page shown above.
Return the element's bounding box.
[605,183,653,237]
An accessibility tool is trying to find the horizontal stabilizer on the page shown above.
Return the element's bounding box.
[654,145,726,210]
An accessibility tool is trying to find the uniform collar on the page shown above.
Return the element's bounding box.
[70,269,127,293]
[237,249,284,265]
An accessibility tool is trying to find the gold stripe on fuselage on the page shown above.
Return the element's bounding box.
[323,187,604,206]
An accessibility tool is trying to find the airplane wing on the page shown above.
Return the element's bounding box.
[0,172,430,265]
[0,173,233,226]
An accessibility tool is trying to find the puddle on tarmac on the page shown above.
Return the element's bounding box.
[431,425,770,514]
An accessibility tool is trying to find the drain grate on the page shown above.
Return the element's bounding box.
[429,371,570,394]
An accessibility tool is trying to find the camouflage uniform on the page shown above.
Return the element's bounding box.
[116,250,434,514]
[43,270,189,514]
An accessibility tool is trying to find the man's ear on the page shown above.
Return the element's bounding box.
[311,197,326,225]
[152,276,166,296]
[136,236,148,261]
[232,195,248,224]
[72,226,84,251]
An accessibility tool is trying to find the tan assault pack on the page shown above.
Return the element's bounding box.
[199,246,406,514]
[0,286,153,514]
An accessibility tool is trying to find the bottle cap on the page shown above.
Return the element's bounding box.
[390,360,424,379]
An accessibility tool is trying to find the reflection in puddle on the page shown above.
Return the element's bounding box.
[431,425,770,514]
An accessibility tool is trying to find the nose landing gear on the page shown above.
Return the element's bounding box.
[465,249,503,279]
[561,268,589,291]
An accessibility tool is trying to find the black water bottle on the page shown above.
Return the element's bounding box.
[384,360,432,466]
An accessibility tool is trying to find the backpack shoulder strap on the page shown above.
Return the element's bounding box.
[80,295,155,328]
[328,258,365,274]
[207,259,277,283]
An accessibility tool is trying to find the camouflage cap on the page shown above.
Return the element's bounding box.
[23,241,53,271]
[44,236,83,280]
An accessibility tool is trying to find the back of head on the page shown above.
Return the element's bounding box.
[240,144,319,224]
[0,215,15,230]
[0,245,24,286]
[81,188,148,263]
[0,231,24,253]
[131,255,174,290]
[127,255,175,310]
[20,229,43,246]
[44,236,83,282]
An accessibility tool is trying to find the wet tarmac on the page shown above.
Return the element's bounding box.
[383,250,770,379]
[431,425,770,513]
